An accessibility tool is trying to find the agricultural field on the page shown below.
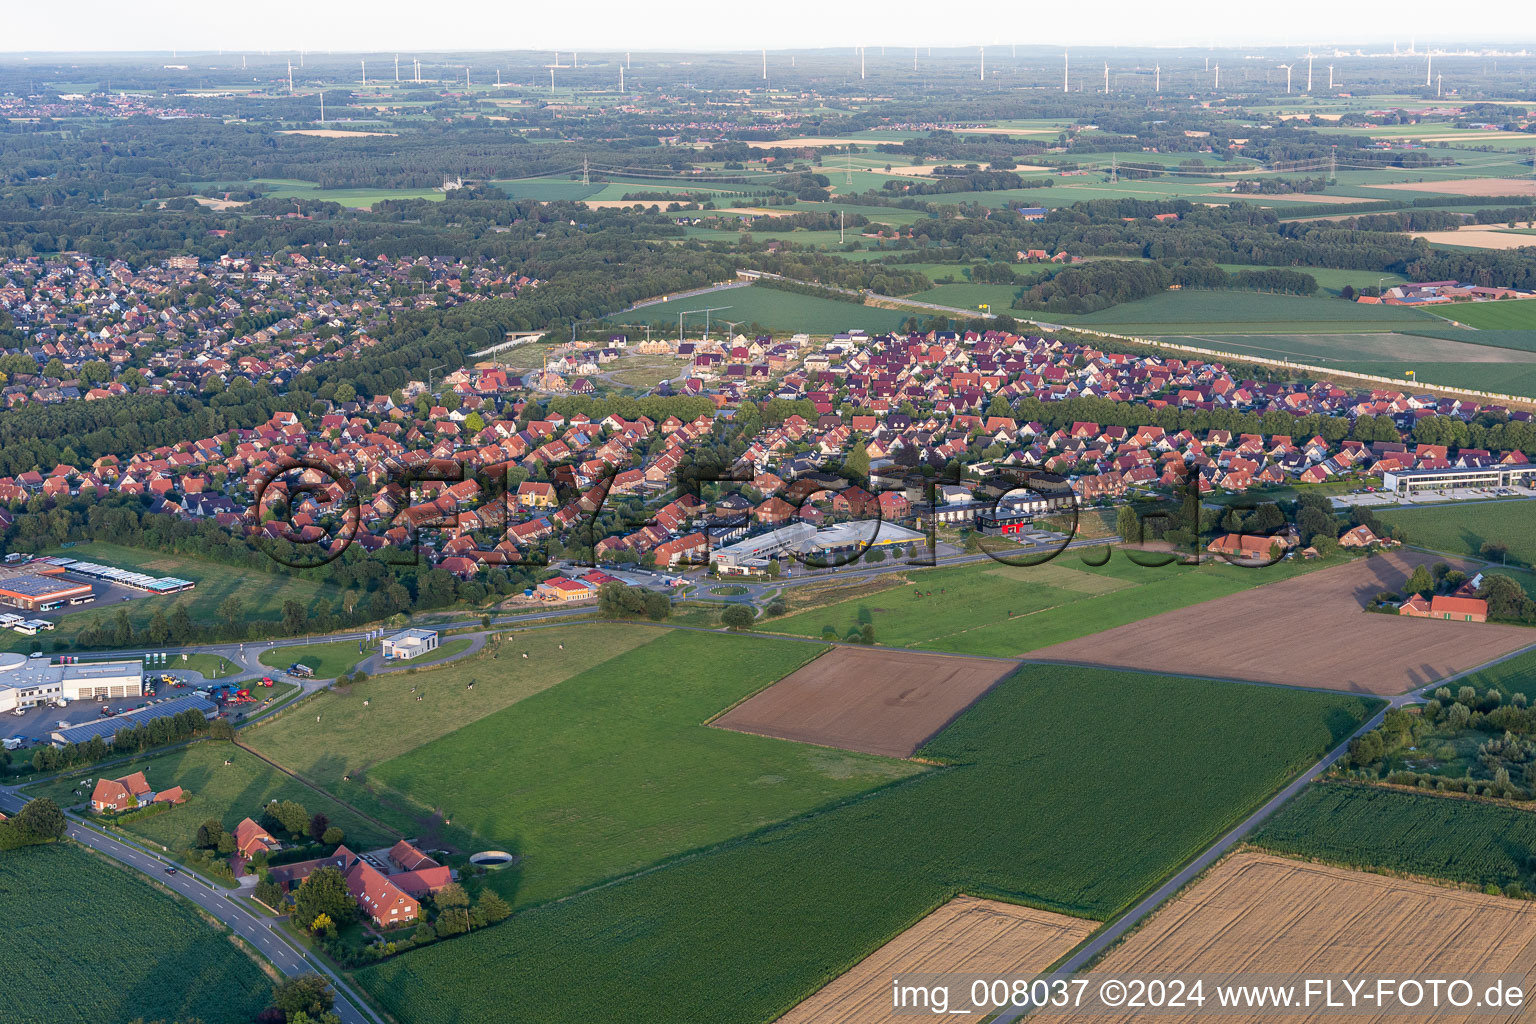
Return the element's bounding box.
[0,843,271,1024]
[712,646,1018,757]
[1454,648,1536,702]
[245,624,655,791]
[355,664,1376,1024]
[778,896,1094,1024]
[1047,850,1536,1024]
[1,542,347,654]
[1375,499,1536,568]
[1031,551,1534,694]
[611,283,911,334]
[1040,290,1443,335]
[26,742,393,856]
[249,177,445,208]
[360,630,924,905]
[1255,781,1536,894]
[1432,299,1536,332]
[769,552,1327,658]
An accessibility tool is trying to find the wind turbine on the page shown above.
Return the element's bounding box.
[395,54,399,83]
[1063,50,1069,93]
[1103,62,1109,93]
[1155,64,1161,92]
[1306,51,1314,92]
[1426,53,1433,87]
[1279,63,1293,93]
[1328,64,1334,90]
[762,48,766,81]
[1213,64,1220,90]
[287,60,293,93]
[860,46,865,80]
[619,64,624,93]
[979,46,985,82]
[360,59,366,87]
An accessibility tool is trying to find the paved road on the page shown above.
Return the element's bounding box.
[0,787,380,1024]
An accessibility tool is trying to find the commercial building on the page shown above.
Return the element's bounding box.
[0,654,143,714]
[712,523,817,574]
[50,693,216,747]
[0,574,93,611]
[382,628,440,660]
[1380,465,1536,498]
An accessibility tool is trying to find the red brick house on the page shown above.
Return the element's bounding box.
[234,817,279,858]
[90,771,152,813]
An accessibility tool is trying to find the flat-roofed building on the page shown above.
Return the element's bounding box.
[382,628,439,660]
[1381,465,1536,497]
[0,574,92,611]
[0,655,143,714]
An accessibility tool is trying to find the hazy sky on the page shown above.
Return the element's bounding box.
[6,0,1530,53]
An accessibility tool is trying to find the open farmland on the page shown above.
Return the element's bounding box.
[1411,228,1536,251]
[777,896,1094,1024]
[712,646,1018,757]
[245,624,656,789]
[362,629,923,905]
[1048,850,1536,1024]
[770,553,1326,658]
[1255,780,1536,892]
[1366,178,1536,197]
[1030,551,1536,693]
[355,666,1376,1024]
[26,742,394,854]
[1027,290,1442,335]
[1432,300,1536,332]
[1376,499,1536,569]
[1454,648,1536,702]
[0,843,270,1024]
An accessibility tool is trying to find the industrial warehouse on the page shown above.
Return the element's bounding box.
[0,654,143,715]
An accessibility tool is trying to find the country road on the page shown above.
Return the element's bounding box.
[0,786,382,1024]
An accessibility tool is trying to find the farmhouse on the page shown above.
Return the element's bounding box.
[234,817,280,858]
[382,628,440,661]
[1400,595,1489,622]
[268,842,436,926]
[1206,533,1291,560]
[89,771,151,813]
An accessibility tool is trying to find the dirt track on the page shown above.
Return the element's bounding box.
[1029,551,1535,694]
[777,896,1093,1024]
[1053,851,1536,1024]
[712,646,1017,757]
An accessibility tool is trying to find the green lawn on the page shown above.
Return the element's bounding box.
[612,283,912,334]
[770,553,1330,657]
[366,630,922,906]
[180,653,240,679]
[1431,300,1536,332]
[245,624,656,792]
[357,665,1378,1024]
[26,742,393,855]
[259,639,369,679]
[1053,290,1442,334]
[1455,648,1536,702]
[1254,780,1536,893]
[8,541,345,655]
[0,843,271,1024]
[1375,499,1536,569]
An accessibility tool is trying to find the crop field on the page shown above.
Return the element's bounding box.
[611,283,911,334]
[1046,290,1443,335]
[712,646,1019,757]
[1048,850,1536,1024]
[355,664,1375,1024]
[0,843,270,1024]
[1375,499,1536,568]
[246,624,655,792]
[769,553,1327,658]
[778,896,1094,1024]
[362,630,923,905]
[251,177,444,208]
[1031,551,1534,693]
[1454,648,1536,702]
[2,541,346,654]
[1165,330,1536,367]
[27,742,393,854]
[1432,300,1536,332]
[1255,781,1536,894]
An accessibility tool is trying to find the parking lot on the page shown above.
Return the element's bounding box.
[4,670,207,746]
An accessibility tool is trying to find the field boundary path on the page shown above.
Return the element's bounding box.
[0,785,383,1024]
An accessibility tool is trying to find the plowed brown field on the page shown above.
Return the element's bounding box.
[1056,851,1536,1024]
[777,896,1093,1024]
[712,646,1018,757]
[1029,551,1535,693]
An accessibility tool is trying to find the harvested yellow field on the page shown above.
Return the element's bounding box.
[1413,228,1536,251]
[776,896,1093,1024]
[1060,852,1536,1024]
[1368,178,1536,197]
[746,137,873,149]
